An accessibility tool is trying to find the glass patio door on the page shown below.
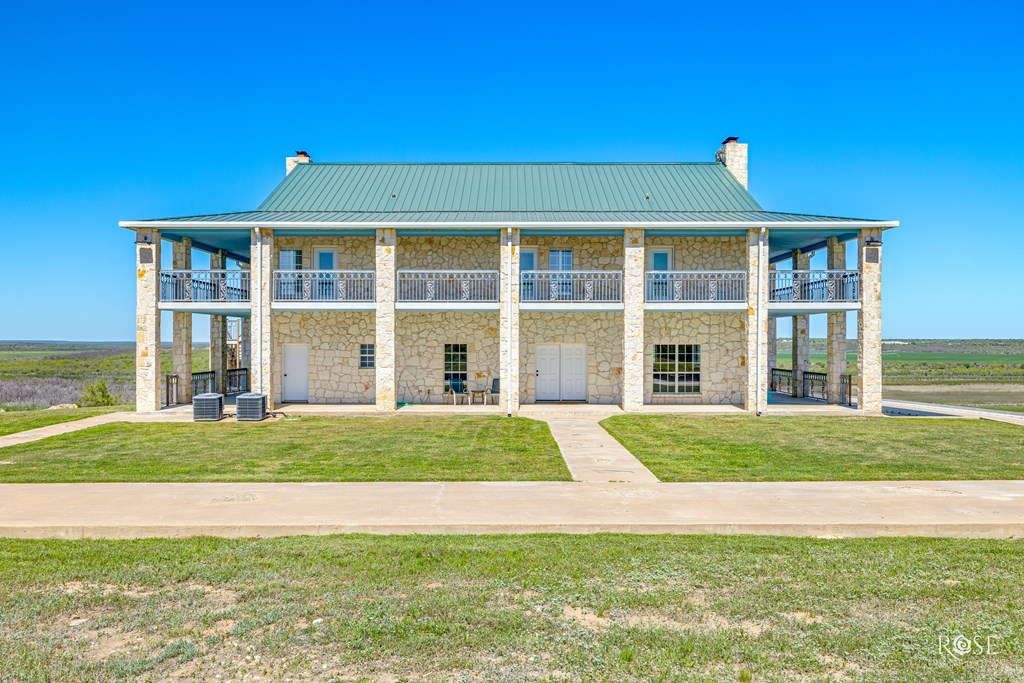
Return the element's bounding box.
[549,249,573,300]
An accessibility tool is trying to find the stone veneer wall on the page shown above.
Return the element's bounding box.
[397,236,500,270]
[519,312,623,404]
[644,311,745,404]
[274,236,375,270]
[517,236,622,270]
[395,311,501,404]
[644,235,746,270]
[271,311,376,404]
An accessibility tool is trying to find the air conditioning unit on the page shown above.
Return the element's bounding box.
[193,393,224,421]
[236,392,268,421]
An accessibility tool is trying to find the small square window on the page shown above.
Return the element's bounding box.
[359,344,375,369]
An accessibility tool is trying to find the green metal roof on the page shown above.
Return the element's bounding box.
[257,162,763,213]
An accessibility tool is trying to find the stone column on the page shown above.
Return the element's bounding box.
[239,263,252,371]
[791,250,811,397]
[499,228,521,415]
[766,263,777,390]
[250,229,274,407]
[826,237,848,403]
[134,229,161,412]
[857,229,883,414]
[171,238,193,403]
[375,228,397,412]
[622,228,645,411]
[208,250,228,393]
[743,228,768,413]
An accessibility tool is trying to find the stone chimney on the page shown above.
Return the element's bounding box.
[285,150,311,175]
[715,137,748,189]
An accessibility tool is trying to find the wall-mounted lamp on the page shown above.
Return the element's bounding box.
[864,235,882,246]
[135,231,155,245]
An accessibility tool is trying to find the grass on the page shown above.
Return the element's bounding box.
[0,534,1021,681]
[0,415,570,482]
[601,415,1024,482]
[0,406,130,437]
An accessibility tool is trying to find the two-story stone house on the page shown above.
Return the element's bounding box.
[123,138,896,415]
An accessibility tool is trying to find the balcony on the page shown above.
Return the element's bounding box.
[520,271,622,311]
[397,270,499,311]
[272,270,376,311]
[159,270,250,315]
[768,270,861,315]
[644,271,747,310]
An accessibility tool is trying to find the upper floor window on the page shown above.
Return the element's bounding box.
[549,249,573,271]
[280,249,302,270]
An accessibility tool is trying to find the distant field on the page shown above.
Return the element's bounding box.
[0,342,208,410]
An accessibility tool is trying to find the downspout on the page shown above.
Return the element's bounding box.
[506,226,513,417]
[755,226,765,416]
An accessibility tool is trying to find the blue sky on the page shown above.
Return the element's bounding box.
[1,0,1022,341]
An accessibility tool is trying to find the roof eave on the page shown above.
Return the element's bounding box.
[120,219,899,230]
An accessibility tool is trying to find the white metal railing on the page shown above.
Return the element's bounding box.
[273,270,376,302]
[645,271,746,303]
[397,270,499,302]
[521,270,622,303]
[770,270,860,303]
[160,270,251,302]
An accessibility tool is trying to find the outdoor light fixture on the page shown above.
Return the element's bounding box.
[135,232,154,244]
[864,235,882,246]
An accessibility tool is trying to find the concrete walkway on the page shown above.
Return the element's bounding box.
[2,480,1023,539]
[0,411,193,449]
[519,406,658,483]
[883,399,1024,427]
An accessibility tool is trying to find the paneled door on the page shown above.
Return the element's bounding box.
[282,343,309,402]
[534,344,587,401]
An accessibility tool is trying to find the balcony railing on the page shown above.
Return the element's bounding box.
[645,271,746,303]
[769,270,860,303]
[521,271,622,303]
[160,270,251,302]
[398,270,499,302]
[273,270,376,302]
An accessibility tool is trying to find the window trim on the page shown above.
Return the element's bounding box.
[647,246,674,271]
[279,249,303,270]
[313,246,338,271]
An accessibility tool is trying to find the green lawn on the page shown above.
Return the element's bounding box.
[601,415,1024,482]
[0,535,1020,681]
[0,406,130,437]
[0,415,569,482]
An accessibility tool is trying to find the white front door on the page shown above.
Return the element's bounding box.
[559,344,587,400]
[282,343,309,402]
[535,344,587,401]
[535,345,562,401]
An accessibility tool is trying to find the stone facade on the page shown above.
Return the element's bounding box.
[397,236,500,270]
[827,237,848,403]
[375,228,397,412]
[171,238,193,403]
[274,235,374,270]
[622,229,645,410]
[395,312,501,404]
[251,229,275,407]
[644,311,745,404]
[499,228,521,414]
[644,235,746,270]
[519,312,623,404]
[857,228,883,414]
[791,251,811,396]
[272,311,375,404]
[743,228,768,413]
[134,229,161,412]
[518,235,622,270]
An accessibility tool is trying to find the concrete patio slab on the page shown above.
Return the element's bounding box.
[2,480,1023,539]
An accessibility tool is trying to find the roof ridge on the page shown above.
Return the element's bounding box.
[299,161,723,166]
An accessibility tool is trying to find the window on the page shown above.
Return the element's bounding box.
[652,344,701,394]
[548,249,573,271]
[359,344,375,369]
[279,249,302,270]
[443,343,468,389]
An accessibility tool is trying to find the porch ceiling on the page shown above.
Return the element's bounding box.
[767,229,858,262]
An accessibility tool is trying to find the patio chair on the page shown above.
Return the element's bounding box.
[446,376,469,405]
[487,377,500,405]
